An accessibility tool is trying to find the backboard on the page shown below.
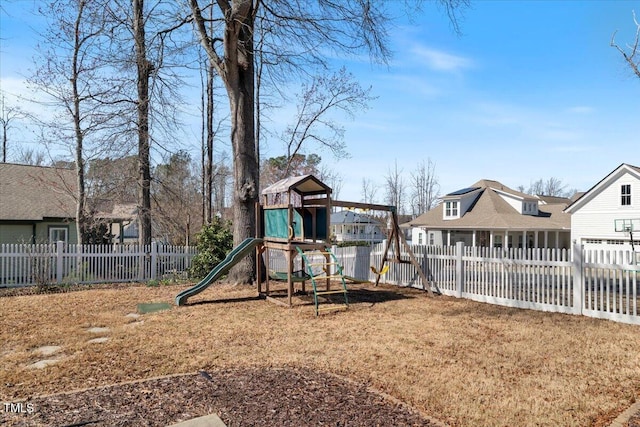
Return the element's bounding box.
[614,218,640,233]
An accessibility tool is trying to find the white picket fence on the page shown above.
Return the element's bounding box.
[0,241,197,287]
[269,242,640,325]
[4,239,639,325]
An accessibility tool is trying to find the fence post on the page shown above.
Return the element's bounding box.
[151,241,158,281]
[456,241,464,298]
[56,240,64,284]
[572,242,583,315]
[331,244,338,276]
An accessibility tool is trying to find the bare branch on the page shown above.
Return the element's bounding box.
[611,10,640,79]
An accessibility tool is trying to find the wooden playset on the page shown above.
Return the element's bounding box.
[176,174,433,314]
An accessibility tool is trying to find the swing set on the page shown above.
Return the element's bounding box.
[332,200,436,294]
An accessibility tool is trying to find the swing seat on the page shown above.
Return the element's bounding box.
[370,265,389,275]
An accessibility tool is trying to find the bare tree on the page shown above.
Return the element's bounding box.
[131,0,153,246]
[410,158,440,216]
[152,150,202,244]
[14,148,47,166]
[384,160,406,214]
[0,94,23,163]
[101,0,191,245]
[185,0,467,283]
[187,0,258,284]
[29,0,118,244]
[361,178,379,204]
[261,153,321,187]
[317,164,343,200]
[522,177,569,197]
[611,11,640,79]
[280,67,374,176]
[543,177,567,197]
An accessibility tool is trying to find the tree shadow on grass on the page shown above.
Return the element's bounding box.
[184,285,422,309]
[187,295,263,306]
[348,288,417,305]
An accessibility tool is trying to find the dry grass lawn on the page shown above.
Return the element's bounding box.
[1,282,640,426]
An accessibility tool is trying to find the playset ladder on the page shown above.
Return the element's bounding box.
[296,246,349,316]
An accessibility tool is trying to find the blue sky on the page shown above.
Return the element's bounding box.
[1,1,639,205]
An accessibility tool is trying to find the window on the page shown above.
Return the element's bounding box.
[429,233,434,245]
[622,184,631,206]
[418,233,423,245]
[49,226,68,244]
[445,201,458,218]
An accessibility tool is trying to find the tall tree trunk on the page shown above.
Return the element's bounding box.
[133,0,152,246]
[205,63,214,224]
[72,1,86,244]
[224,3,258,284]
[189,0,258,283]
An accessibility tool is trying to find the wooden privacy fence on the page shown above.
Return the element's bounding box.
[328,242,639,325]
[0,242,197,287]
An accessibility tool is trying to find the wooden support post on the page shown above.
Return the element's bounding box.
[256,244,265,294]
[397,228,436,295]
[325,250,331,291]
[264,246,270,296]
[287,248,294,307]
[376,230,393,286]
[392,212,401,262]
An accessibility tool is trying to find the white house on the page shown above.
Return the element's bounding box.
[564,163,640,252]
[330,210,385,244]
[404,179,571,249]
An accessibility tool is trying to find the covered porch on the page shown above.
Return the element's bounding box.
[444,229,570,250]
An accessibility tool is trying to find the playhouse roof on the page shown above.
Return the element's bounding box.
[262,174,332,197]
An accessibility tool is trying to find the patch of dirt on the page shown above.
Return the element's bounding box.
[1,368,439,427]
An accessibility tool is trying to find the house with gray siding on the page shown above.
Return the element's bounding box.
[0,163,78,244]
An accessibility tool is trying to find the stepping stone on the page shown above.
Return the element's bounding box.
[168,414,227,427]
[126,313,141,319]
[28,359,60,369]
[137,302,172,314]
[87,327,110,334]
[34,345,61,356]
[87,337,109,344]
[125,320,144,328]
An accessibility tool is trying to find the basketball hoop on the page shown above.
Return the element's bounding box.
[614,219,640,252]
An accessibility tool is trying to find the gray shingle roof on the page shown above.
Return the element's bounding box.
[0,163,77,221]
[405,180,570,231]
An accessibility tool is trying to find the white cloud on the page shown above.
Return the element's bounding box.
[379,73,442,98]
[411,46,473,72]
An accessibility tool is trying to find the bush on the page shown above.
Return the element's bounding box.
[189,218,234,279]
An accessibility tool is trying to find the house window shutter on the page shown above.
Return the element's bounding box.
[621,184,631,206]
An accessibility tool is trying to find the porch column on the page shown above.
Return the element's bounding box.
[534,231,539,249]
[489,232,494,248]
[505,230,509,249]
[522,230,527,250]
[447,230,451,246]
[544,231,549,249]
[472,230,477,247]
[555,231,560,249]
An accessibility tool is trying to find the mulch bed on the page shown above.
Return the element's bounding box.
[627,411,640,427]
[1,367,439,426]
